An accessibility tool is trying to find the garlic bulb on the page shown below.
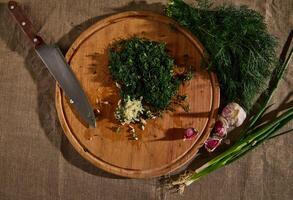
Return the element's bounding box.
[221,102,246,127]
[204,102,246,152]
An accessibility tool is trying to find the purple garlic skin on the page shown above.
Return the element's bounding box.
[204,103,246,152]
[184,128,198,140]
[221,102,246,127]
[205,137,222,152]
[213,116,229,138]
[214,120,227,138]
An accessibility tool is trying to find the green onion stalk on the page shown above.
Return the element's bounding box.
[169,47,293,193]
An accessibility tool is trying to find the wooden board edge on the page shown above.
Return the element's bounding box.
[56,11,221,178]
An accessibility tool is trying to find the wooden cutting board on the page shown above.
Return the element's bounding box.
[55,11,220,178]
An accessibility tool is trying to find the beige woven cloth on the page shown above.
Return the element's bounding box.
[0,0,292,199]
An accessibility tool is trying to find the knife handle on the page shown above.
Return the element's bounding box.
[8,1,44,48]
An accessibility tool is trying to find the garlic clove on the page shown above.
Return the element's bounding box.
[221,102,246,127]
[184,128,198,140]
[204,137,222,152]
[214,120,227,138]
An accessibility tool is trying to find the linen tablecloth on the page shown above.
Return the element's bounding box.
[0,0,292,199]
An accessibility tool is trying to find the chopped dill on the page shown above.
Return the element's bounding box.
[109,37,192,124]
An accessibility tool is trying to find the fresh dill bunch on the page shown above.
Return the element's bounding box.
[167,0,278,111]
[108,37,182,110]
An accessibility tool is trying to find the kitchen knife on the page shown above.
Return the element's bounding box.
[8,1,96,128]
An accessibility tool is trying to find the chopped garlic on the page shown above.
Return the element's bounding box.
[115,82,121,89]
[140,118,147,125]
[115,96,144,124]
[141,124,145,130]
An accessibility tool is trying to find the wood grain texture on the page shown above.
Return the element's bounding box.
[55,11,220,178]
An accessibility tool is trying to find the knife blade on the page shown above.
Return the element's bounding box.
[8,1,96,127]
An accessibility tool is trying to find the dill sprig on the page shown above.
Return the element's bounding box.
[167,0,278,111]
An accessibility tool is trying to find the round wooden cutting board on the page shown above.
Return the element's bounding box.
[55,11,220,178]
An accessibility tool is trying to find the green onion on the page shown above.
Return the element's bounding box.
[166,1,292,193]
[171,107,293,191]
[247,48,293,129]
[169,46,292,193]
